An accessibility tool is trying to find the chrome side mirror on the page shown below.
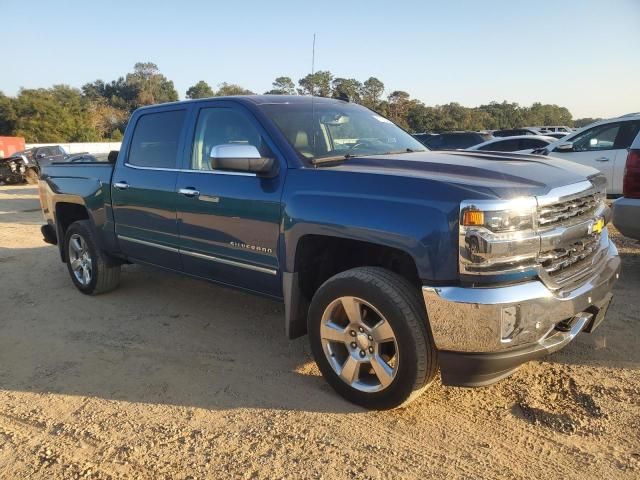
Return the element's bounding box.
[209,144,275,175]
[555,142,574,152]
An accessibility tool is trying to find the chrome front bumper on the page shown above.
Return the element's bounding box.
[422,242,620,354]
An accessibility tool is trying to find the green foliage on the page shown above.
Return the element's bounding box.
[111,129,124,141]
[265,77,296,95]
[11,86,100,142]
[298,71,333,97]
[126,62,179,107]
[332,78,362,103]
[0,92,17,136]
[0,64,582,142]
[574,117,601,128]
[214,82,255,96]
[186,80,214,99]
[360,77,385,110]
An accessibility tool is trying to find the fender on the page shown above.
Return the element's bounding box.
[279,168,462,339]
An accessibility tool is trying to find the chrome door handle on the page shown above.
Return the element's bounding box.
[179,187,200,197]
[114,181,129,190]
[595,157,610,162]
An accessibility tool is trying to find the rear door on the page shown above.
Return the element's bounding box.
[175,102,285,297]
[111,107,188,270]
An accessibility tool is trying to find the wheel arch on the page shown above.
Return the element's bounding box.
[283,233,423,339]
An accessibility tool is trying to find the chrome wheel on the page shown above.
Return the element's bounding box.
[68,233,92,286]
[320,296,399,393]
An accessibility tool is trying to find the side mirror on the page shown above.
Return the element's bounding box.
[210,144,275,175]
[107,150,119,164]
[36,152,46,159]
[554,142,574,152]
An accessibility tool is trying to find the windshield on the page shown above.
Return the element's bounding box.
[259,101,427,162]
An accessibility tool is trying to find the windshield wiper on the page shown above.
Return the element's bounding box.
[311,148,424,166]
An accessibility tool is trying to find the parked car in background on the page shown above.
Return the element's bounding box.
[413,131,486,150]
[532,125,573,133]
[0,146,67,184]
[612,131,640,240]
[467,135,556,153]
[492,128,540,137]
[543,132,571,140]
[534,113,640,195]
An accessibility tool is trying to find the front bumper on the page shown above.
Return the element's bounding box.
[422,242,620,386]
[612,197,640,240]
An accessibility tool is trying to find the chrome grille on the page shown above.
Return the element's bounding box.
[538,192,602,228]
[539,233,601,276]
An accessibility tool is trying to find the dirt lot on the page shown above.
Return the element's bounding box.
[0,184,638,479]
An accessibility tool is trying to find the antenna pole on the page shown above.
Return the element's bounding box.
[311,33,316,95]
[311,33,317,159]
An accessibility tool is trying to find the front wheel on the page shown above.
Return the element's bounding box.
[308,267,438,410]
[64,220,121,295]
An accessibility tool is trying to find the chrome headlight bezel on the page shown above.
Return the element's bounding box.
[458,179,609,280]
[459,198,540,276]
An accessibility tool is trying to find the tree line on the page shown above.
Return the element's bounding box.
[0,62,594,143]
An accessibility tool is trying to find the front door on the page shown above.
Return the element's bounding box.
[111,108,188,270]
[551,121,640,194]
[176,104,284,297]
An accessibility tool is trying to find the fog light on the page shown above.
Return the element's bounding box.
[501,306,519,341]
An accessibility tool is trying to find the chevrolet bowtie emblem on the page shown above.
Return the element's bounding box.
[590,217,605,235]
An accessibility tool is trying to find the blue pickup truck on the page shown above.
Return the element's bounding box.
[38,96,620,409]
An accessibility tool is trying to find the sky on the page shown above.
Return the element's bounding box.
[3,0,639,119]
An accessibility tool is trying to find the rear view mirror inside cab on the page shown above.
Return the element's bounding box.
[320,113,349,126]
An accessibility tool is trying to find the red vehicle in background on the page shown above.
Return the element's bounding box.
[0,136,25,159]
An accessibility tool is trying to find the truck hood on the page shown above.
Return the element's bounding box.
[319,150,600,199]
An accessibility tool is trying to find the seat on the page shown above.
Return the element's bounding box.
[293,130,314,158]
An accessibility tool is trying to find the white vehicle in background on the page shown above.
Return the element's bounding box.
[530,125,573,133]
[543,132,571,140]
[612,129,640,240]
[535,113,640,195]
[466,135,556,153]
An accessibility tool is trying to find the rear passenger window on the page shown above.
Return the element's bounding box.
[481,139,520,151]
[614,122,640,149]
[128,110,186,168]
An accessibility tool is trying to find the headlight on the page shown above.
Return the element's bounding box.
[461,197,536,232]
[459,198,539,275]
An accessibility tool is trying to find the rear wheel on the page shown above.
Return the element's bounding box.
[308,267,438,409]
[64,220,120,295]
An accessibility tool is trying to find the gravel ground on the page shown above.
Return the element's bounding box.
[0,184,638,479]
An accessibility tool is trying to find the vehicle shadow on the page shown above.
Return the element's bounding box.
[0,244,360,414]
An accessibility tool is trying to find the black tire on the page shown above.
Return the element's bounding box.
[308,267,438,410]
[24,168,39,184]
[64,220,121,295]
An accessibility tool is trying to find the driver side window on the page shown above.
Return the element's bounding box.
[191,108,263,170]
[569,123,620,152]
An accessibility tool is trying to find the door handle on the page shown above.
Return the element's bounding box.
[114,181,129,190]
[595,157,610,162]
[179,187,200,198]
